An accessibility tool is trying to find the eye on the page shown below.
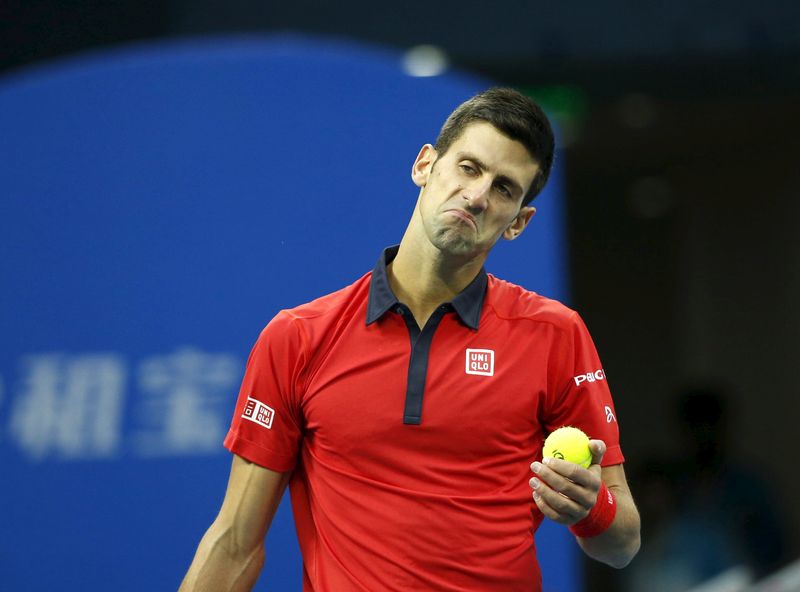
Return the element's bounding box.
[495,184,512,198]
[459,164,477,176]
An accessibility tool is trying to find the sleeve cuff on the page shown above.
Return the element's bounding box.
[223,429,297,473]
[600,443,625,467]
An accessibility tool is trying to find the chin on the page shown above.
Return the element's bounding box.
[433,235,480,257]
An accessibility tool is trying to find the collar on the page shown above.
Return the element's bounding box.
[366,245,488,330]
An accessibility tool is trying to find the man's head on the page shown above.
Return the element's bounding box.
[433,88,555,206]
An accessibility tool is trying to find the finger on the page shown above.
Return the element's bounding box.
[531,460,599,508]
[535,457,599,489]
[530,477,587,524]
[589,439,606,466]
[532,488,565,523]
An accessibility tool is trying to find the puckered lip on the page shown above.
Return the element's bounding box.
[444,208,477,230]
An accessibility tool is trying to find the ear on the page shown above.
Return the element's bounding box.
[411,144,437,188]
[502,206,536,241]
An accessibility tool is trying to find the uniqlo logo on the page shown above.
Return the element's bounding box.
[242,396,274,429]
[465,349,494,376]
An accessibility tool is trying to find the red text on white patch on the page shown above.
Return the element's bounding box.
[242,396,274,429]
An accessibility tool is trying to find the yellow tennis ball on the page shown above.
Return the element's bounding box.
[542,426,592,468]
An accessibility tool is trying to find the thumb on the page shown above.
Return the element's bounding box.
[589,439,606,467]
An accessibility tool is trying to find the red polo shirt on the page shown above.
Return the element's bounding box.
[224,246,624,591]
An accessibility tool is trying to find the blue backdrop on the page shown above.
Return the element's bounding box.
[0,36,573,591]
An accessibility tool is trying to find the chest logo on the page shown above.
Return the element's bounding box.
[242,396,275,429]
[465,348,494,376]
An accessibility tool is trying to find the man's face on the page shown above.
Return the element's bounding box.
[411,121,540,258]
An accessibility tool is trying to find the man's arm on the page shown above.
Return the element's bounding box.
[179,455,291,592]
[530,440,641,568]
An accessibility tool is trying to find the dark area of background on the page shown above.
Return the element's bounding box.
[4,2,799,589]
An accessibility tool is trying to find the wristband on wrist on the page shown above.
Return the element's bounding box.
[569,482,617,538]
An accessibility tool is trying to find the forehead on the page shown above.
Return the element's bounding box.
[446,121,539,181]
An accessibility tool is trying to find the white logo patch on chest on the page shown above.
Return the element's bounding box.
[465,349,495,376]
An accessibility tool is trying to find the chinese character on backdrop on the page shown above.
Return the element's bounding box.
[134,347,241,457]
[9,354,127,460]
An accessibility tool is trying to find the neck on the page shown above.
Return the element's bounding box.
[388,232,486,327]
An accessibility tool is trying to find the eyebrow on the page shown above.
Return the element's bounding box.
[456,152,525,197]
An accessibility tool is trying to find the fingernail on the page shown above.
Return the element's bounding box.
[531,462,542,473]
[542,457,552,465]
[531,478,540,489]
[533,492,541,501]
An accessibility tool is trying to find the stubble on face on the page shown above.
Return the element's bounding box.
[411,122,540,263]
[423,185,482,256]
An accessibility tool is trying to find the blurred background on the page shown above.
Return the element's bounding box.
[2,2,800,591]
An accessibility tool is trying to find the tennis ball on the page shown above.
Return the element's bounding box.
[542,426,592,469]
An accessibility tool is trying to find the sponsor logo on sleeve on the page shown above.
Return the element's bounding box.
[242,396,274,429]
[605,405,616,423]
[573,369,605,387]
[465,349,494,376]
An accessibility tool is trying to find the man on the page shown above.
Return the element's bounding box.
[180,87,640,591]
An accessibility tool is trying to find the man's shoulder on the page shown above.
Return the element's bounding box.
[485,274,577,328]
[252,272,372,357]
[278,271,372,324]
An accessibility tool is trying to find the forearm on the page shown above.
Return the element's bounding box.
[180,457,289,591]
[179,521,265,592]
[575,484,640,569]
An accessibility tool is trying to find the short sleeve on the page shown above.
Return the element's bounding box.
[543,312,625,466]
[223,311,306,472]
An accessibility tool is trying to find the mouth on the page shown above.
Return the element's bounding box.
[445,209,477,231]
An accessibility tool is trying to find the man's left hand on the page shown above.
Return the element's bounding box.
[529,439,606,525]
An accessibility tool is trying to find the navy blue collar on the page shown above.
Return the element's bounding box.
[366,245,488,330]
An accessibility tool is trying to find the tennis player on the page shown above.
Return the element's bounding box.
[180,87,640,591]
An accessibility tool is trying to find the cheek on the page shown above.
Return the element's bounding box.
[493,213,518,235]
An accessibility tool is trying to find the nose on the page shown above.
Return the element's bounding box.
[462,179,491,211]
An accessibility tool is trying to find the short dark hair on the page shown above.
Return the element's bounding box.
[434,87,555,205]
